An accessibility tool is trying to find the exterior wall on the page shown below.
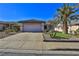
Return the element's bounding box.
[68,25,79,33]
[0,23,4,30]
[54,24,79,33]
[69,25,79,31]
[54,24,63,32]
[19,23,23,32]
[41,23,44,31]
[54,27,63,32]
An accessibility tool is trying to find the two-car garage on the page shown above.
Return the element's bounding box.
[19,20,45,32]
[23,23,43,32]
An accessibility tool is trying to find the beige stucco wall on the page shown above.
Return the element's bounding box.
[54,27,63,32]
[55,24,79,33]
[69,25,79,31]
[18,23,23,31]
[68,25,79,33]
[54,24,63,32]
[41,23,44,31]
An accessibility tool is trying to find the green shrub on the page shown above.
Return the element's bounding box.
[76,28,79,34]
[4,29,17,33]
[76,28,79,32]
[50,31,71,39]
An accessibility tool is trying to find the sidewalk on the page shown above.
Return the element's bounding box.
[0,49,79,56]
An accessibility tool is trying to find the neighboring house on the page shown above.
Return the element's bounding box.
[68,23,79,33]
[0,22,5,31]
[0,22,9,31]
[54,23,63,32]
[45,21,54,31]
[0,21,20,31]
[18,19,45,32]
[54,22,79,33]
[46,22,54,31]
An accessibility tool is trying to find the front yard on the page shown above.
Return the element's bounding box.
[0,29,17,39]
[50,32,71,39]
[50,31,79,39]
[43,31,79,42]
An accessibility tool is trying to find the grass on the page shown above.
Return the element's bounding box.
[50,31,72,39]
[72,34,79,38]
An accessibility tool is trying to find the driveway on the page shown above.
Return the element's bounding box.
[0,32,44,55]
[0,32,79,55]
[0,32,44,50]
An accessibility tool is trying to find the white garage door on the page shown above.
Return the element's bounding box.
[23,24,42,32]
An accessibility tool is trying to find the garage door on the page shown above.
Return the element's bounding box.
[23,24,42,32]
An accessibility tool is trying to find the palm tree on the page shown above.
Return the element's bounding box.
[57,3,79,34]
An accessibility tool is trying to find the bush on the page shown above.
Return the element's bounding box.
[0,30,4,32]
[4,29,16,34]
[76,28,79,32]
[49,31,71,39]
[76,28,79,34]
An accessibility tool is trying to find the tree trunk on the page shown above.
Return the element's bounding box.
[63,15,68,34]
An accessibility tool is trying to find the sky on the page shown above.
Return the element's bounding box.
[0,3,64,22]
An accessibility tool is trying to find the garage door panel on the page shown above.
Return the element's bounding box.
[23,24,42,32]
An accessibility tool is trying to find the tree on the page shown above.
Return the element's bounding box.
[57,3,79,34]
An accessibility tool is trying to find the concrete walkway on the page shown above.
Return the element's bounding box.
[0,32,79,55]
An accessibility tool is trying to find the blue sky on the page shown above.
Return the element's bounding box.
[0,3,63,22]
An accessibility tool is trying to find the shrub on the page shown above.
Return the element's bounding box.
[76,28,79,33]
[4,29,17,34]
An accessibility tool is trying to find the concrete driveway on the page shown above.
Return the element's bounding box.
[0,32,44,50]
[0,32,44,55]
[0,32,79,55]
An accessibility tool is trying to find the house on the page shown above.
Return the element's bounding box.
[45,21,54,31]
[0,22,5,31]
[68,22,79,33]
[54,22,79,34]
[0,21,9,31]
[0,21,20,31]
[18,19,45,32]
[54,23,63,32]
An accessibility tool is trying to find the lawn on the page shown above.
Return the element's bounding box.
[50,31,79,39]
[72,34,79,38]
[50,31,72,39]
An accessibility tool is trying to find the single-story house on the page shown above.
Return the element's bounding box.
[54,23,63,32]
[18,19,45,32]
[54,22,79,34]
[68,22,79,33]
[0,22,5,31]
[0,21,20,31]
